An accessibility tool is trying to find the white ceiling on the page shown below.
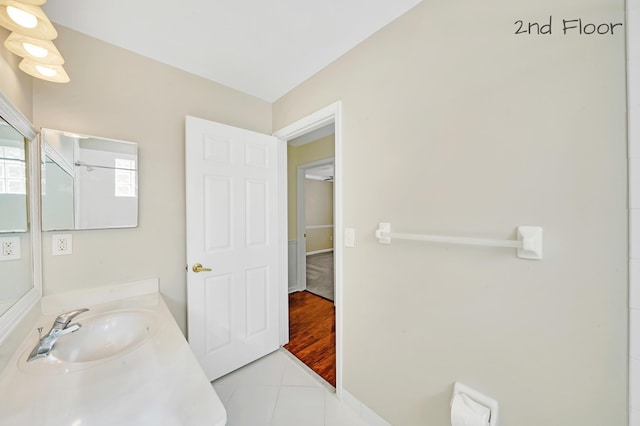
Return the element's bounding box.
[42,0,422,102]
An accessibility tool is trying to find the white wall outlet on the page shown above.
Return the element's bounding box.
[0,237,20,261]
[52,234,72,256]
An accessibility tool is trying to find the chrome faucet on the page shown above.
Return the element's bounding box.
[27,308,89,362]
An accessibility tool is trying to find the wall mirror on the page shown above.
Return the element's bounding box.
[0,116,30,316]
[41,128,138,231]
[0,118,28,233]
[0,91,40,337]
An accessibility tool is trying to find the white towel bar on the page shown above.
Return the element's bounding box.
[374,222,543,260]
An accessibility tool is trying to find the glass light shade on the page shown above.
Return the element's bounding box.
[0,1,57,39]
[7,5,36,28]
[23,42,46,57]
[19,58,69,83]
[14,0,46,4]
[4,32,64,64]
[34,64,55,76]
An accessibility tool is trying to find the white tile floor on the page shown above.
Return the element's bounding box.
[212,349,367,426]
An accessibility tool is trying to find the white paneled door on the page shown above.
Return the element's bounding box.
[185,116,281,381]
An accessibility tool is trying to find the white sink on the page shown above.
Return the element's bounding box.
[52,310,156,363]
[4,284,226,426]
[19,309,157,374]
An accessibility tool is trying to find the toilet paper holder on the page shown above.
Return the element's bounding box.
[451,382,499,426]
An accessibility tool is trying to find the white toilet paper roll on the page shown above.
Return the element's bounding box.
[450,393,490,426]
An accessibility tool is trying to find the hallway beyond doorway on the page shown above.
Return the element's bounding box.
[306,252,334,301]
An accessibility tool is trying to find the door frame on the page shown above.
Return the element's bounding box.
[628,2,638,423]
[296,157,335,293]
[273,101,344,397]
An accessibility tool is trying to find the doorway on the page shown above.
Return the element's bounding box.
[273,102,343,394]
[303,162,335,302]
[296,157,335,299]
[287,150,335,386]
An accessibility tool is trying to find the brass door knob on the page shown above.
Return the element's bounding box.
[192,263,212,273]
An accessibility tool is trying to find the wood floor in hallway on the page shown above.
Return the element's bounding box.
[284,290,336,387]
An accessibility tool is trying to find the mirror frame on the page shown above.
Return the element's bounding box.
[0,90,41,341]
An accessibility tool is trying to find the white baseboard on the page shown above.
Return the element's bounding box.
[306,248,334,256]
[341,389,391,426]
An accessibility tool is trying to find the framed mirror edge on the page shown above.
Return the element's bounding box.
[0,90,42,343]
[0,93,36,142]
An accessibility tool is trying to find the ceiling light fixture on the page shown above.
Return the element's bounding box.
[19,58,69,83]
[0,1,57,39]
[0,1,69,83]
[3,31,63,64]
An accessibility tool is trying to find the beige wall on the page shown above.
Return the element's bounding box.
[305,179,334,253]
[274,1,627,425]
[0,28,32,121]
[287,135,334,239]
[32,26,272,334]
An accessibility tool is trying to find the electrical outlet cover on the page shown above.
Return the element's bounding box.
[0,237,20,261]
[52,234,72,256]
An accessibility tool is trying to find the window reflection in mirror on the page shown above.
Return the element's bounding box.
[41,128,138,231]
[0,118,28,233]
[0,116,31,316]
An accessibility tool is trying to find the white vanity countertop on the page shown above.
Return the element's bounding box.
[0,281,226,426]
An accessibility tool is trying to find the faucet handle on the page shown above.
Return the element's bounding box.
[62,323,81,334]
[54,308,89,327]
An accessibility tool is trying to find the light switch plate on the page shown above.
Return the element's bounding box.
[344,228,355,248]
[52,234,72,256]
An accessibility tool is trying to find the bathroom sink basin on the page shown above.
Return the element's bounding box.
[51,310,156,363]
